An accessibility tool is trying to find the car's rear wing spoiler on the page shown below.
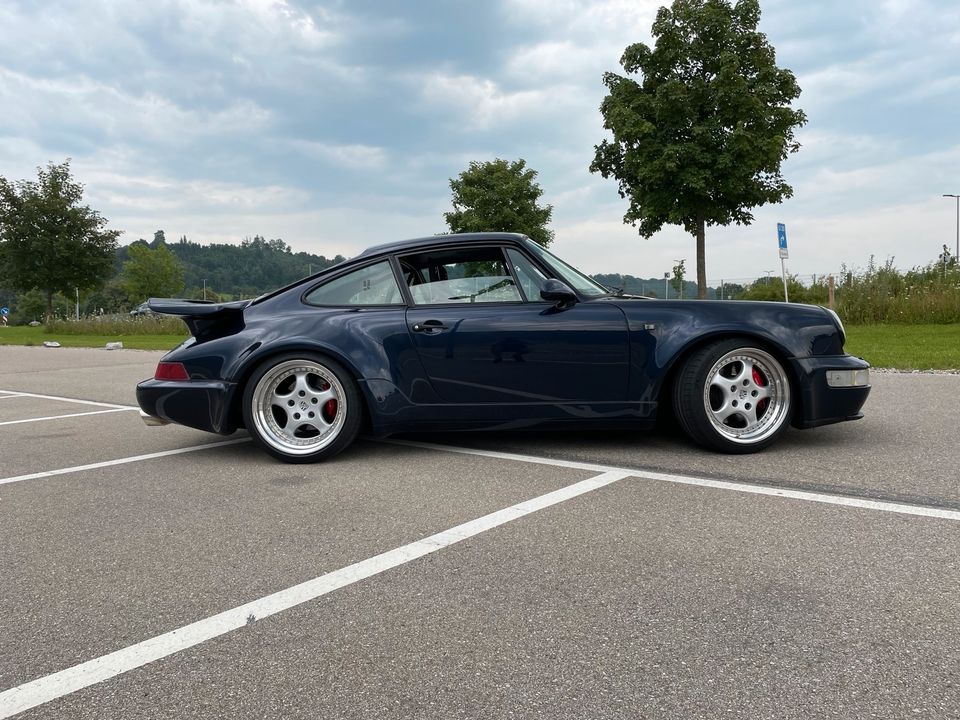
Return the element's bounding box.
[147,298,251,338]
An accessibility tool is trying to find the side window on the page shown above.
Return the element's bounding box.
[304,261,403,306]
[506,248,549,302]
[399,247,523,305]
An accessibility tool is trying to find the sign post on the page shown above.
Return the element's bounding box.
[777,223,790,303]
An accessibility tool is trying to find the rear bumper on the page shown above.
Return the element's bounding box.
[790,355,871,429]
[136,378,239,435]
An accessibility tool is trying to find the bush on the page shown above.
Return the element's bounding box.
[836,257,960,324]
[45,314,188,336]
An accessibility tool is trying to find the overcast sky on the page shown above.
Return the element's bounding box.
[2,0,959,283]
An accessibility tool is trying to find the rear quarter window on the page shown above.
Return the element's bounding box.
[303,261,403,306]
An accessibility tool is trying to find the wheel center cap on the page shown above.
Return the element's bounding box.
[739,389,748,400]
[300,401,308,411]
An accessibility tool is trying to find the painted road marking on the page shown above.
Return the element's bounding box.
[385,439,960,522]
[0,407,136,427]
[0,390,135,410]
[0,438,251,487]
[0,470,629,718]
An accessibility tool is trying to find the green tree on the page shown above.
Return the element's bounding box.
[444,158,554,247]
[14,289,70,323]
[121,240,185,302]
[590,0,806,298]
[0,161,120,317]
[86,280,130,315]
[671,259,687,298]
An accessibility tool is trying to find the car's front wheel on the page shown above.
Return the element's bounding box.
[242,353,361,463]
[673,339,793,453]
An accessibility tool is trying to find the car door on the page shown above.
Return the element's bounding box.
[401,244,629,406]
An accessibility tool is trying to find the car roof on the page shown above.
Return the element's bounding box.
[355,232,530,258]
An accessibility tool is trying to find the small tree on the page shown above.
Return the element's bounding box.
[0,161,120,318]
[121,241,185,302]
[445,158,554,247]
[14,289,70,323]
[671,259,687,299]
[591,0,806,298]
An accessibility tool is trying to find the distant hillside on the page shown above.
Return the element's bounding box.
[117,233,347,298]
[592,273,711,300]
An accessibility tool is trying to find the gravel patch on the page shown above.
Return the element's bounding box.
[871,367,960,375]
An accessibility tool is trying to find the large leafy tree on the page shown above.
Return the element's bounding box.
[590,0,806,298]
[0,161,120,317]
[121,240,186,302]
[445,158,554,247]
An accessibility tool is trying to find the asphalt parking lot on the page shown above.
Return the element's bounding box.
[1,345,958,719]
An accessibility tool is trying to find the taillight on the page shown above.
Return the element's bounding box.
[155,362,190,381]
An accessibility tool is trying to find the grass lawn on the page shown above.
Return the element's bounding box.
[0,325,186,351]
[1,322,956,370]
[844,324,960,370]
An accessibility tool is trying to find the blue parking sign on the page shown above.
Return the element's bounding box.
[777,223,788,259]
[0,307,8,316]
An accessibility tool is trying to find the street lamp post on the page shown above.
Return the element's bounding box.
[663,272,669,299]
[944,194,959,261]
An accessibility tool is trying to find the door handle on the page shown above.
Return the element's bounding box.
[411,320,448,333]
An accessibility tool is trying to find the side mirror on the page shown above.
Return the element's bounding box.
[540,279,578,308]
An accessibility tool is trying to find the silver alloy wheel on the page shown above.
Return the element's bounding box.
[249,359,347,456]
[702,347,790,445]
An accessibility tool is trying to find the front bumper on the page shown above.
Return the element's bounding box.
[136,378,239,435]
[790,355,871,429]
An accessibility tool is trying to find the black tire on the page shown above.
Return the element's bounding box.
[673,338,793,454]
[241,352,362,463]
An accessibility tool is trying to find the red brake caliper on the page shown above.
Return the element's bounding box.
[324,396,337,421]
[752,366,768,417]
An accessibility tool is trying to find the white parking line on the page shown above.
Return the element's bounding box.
[0,393,25,400]
[0,407,136,427]
[385,439,960,522]
[0,438,251,487]
[0,390,135,410]
[0,469,629,718]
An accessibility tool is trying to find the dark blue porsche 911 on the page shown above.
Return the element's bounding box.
[137,232,870,462]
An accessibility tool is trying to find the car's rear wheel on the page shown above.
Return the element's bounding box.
[242,353,361,463]
[673,339,792,453]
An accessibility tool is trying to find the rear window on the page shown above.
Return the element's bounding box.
[303,261,403,306]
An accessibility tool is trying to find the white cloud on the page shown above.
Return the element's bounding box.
[287,141,388,170]
[0,67,272,145]
[418,73,550,130]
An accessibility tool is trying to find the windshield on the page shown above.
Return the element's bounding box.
[524,240,609,298]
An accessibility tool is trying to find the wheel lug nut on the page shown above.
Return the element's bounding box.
[742,380,749,386]
[751,390,758,397]
[293,413,300,419]
[299,391,306,397]
[732,400,738,407]
[745,403,752,410]
[311,398,318,404]
[287,400,294,406]
[731,386,737,392]
[308,412,315,418]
